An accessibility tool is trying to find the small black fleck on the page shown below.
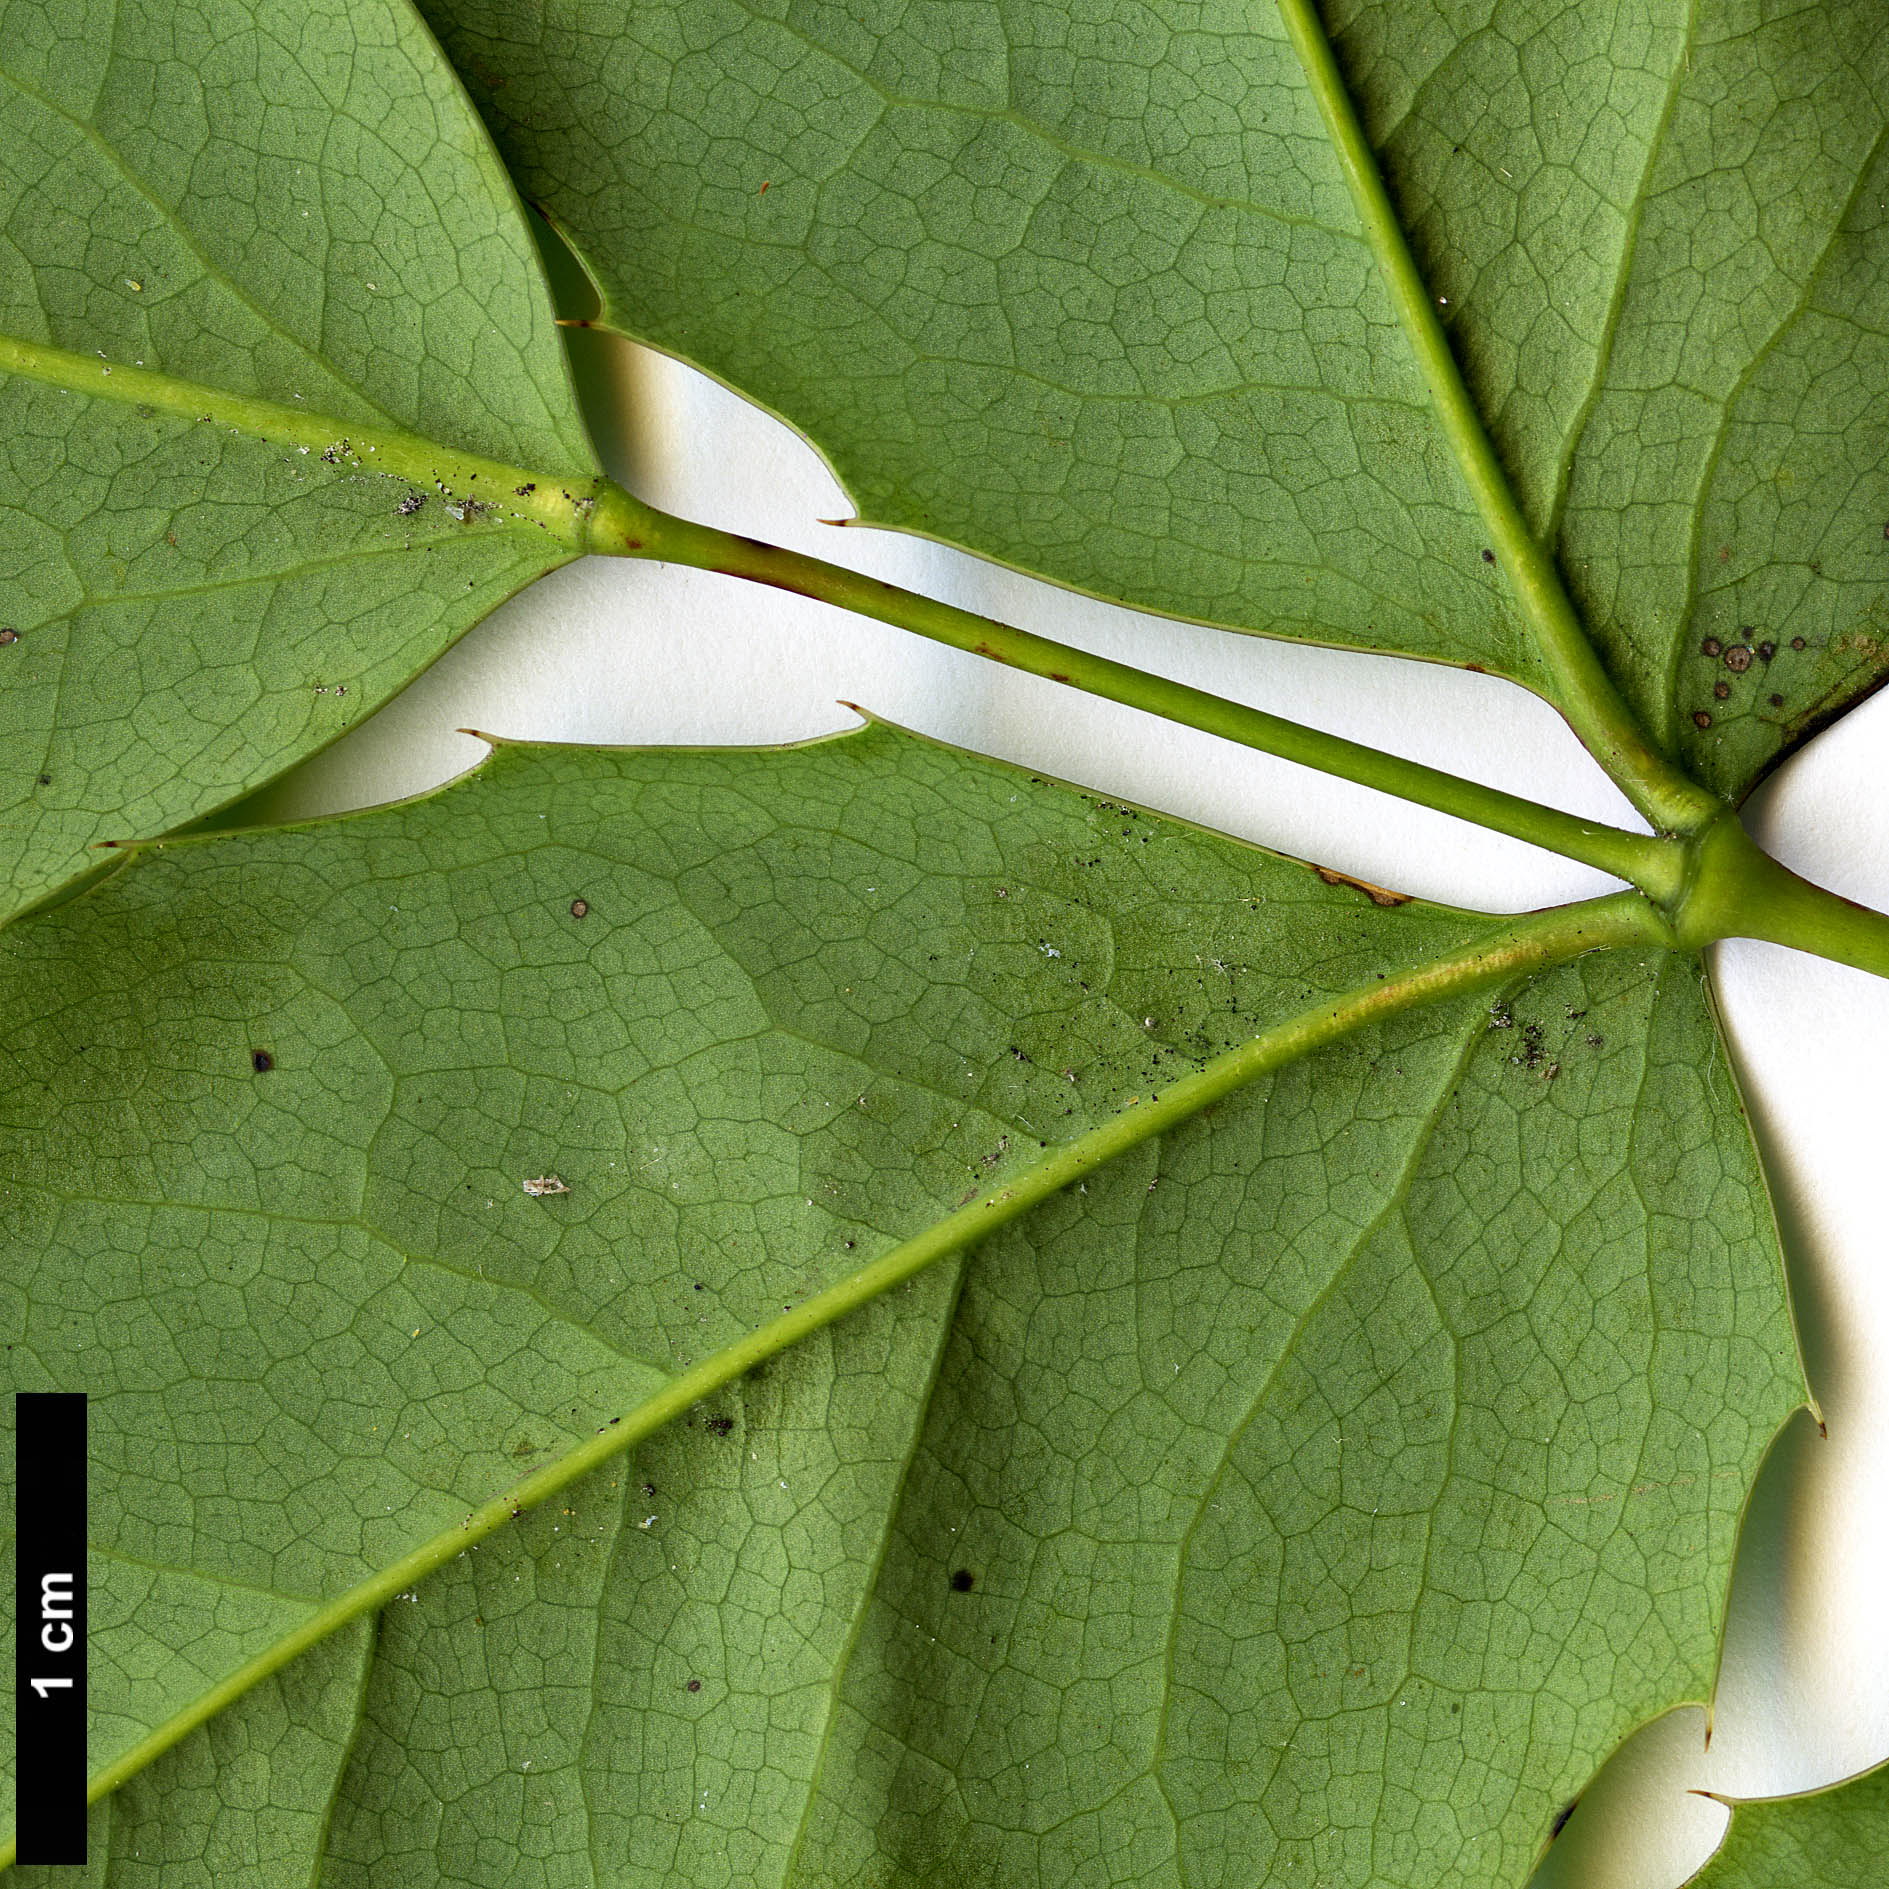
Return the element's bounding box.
[515,483,536,496]
[641,1482,656,1499]
[1550,1800,1580,1841]
[252,1049,274,1073]
[1693,710,1713,729]
[705,1414,735,1437]
[1769,693,1785,708]
[37,773,51,785]
[569,897,589,919]
[686,1678,702,1693]
[950,1568,976,1592]
[0,628,17,645]
[1480,548,1494,563]
[1713,681,1730,700]
[1586,1033,1603,1049]
[1792,636,1808,650]
[1724,644,1753,673]
[1757,641,1777,661]
[1700,636,1721,657]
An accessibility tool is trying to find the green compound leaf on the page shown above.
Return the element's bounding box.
[1692,1761,1889,1888]
[420,0,1889,798]
[0,0,599,928]
[0,724,1799,1886]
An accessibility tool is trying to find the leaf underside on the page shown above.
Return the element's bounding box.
[0,725,1799,1886]
[421,0,1889,802]
[0,0,596,927]
[1692,1759,1889,1888]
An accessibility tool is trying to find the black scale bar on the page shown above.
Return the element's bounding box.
[14,1391,86,1865]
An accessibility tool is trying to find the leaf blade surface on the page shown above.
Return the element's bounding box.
[421,0,1889,799]
[0,725,1799,1885]
[1691,1760,1889,1889]
[0,0,598,925]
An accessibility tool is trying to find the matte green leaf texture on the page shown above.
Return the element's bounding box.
[1692,1762,1889,1888]
[420,0,1889,798]
[0,726,1799,1885]
[0,0,597,927]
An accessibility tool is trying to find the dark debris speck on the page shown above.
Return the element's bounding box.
[950,1569,976,1592]
[252,1049,274,1073]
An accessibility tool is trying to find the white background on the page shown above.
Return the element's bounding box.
[253,327,1889,1888]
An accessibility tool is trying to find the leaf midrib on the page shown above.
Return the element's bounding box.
[0,331,606,554]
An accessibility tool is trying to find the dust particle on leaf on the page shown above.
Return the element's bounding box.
[522,1174,570,1197]
[396,491,426,516]
[251,1049,274,1073]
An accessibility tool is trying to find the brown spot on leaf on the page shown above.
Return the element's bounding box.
[1314,865,1411,907]
[1700,637,1721,657]
[251,1049,274,1073]
[0,628,16,645]
[570,898,589,919]
[1713,682,1730,700]
[1693,710,1713,729]
[1724,645,1753,672]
